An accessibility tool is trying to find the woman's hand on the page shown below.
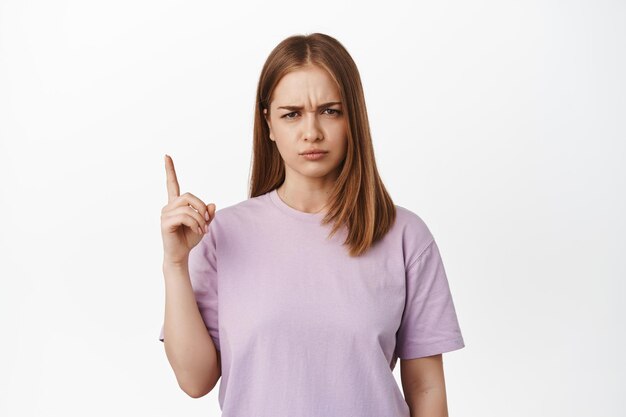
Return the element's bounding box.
[160,154,216,266]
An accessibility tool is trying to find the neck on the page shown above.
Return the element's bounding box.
[277,185,329,214]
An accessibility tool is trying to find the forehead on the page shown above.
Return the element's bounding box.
[271,65,340,105]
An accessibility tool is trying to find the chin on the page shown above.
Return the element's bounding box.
[302,164,342,177]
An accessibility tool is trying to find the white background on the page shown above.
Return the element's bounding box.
[1,0,624,416]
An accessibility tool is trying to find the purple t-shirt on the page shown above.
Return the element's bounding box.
[159,188,465,416]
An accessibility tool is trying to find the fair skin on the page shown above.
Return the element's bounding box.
[263,64,347,214]
[401,354,450,417]
[264,64,450,416]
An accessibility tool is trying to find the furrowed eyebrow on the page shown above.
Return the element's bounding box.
[276,101,342,111]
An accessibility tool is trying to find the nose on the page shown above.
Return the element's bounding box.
[303,112,323,141]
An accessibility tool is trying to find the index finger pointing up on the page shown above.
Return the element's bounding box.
[164,154,180,202]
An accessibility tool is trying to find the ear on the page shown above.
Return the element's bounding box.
[263,108,274,141]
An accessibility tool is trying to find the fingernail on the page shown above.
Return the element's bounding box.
[205,211,210,221]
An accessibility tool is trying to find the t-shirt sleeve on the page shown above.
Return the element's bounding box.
[395,238,465,359]
[158,223,220,351]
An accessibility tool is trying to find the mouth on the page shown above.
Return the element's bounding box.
[300,151,329,155]
[300,151,328,160]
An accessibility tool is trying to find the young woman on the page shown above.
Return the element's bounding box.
[159,33,465,417]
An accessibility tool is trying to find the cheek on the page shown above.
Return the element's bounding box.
[328,119,347,138]
[273,138,299,164]
[272,122,295,139]
[328,124,348,149]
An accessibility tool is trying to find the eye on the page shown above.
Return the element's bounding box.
[281,109,342,119]
[324,108,341,116]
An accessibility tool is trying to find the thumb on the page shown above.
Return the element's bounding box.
[206,203,216,219]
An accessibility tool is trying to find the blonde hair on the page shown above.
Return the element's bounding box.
[249,33,396,257]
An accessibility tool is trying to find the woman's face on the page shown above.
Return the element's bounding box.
[264,65,348,185]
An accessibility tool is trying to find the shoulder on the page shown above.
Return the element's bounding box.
[208,192,270,232]
[393,204,434,241]
[392,204,436,269]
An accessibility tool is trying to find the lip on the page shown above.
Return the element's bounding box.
[301,152,328,161]
[300,150,328,155]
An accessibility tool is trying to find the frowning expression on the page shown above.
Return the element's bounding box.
[264,65,348,180]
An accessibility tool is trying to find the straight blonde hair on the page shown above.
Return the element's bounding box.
[249,33,396,257]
